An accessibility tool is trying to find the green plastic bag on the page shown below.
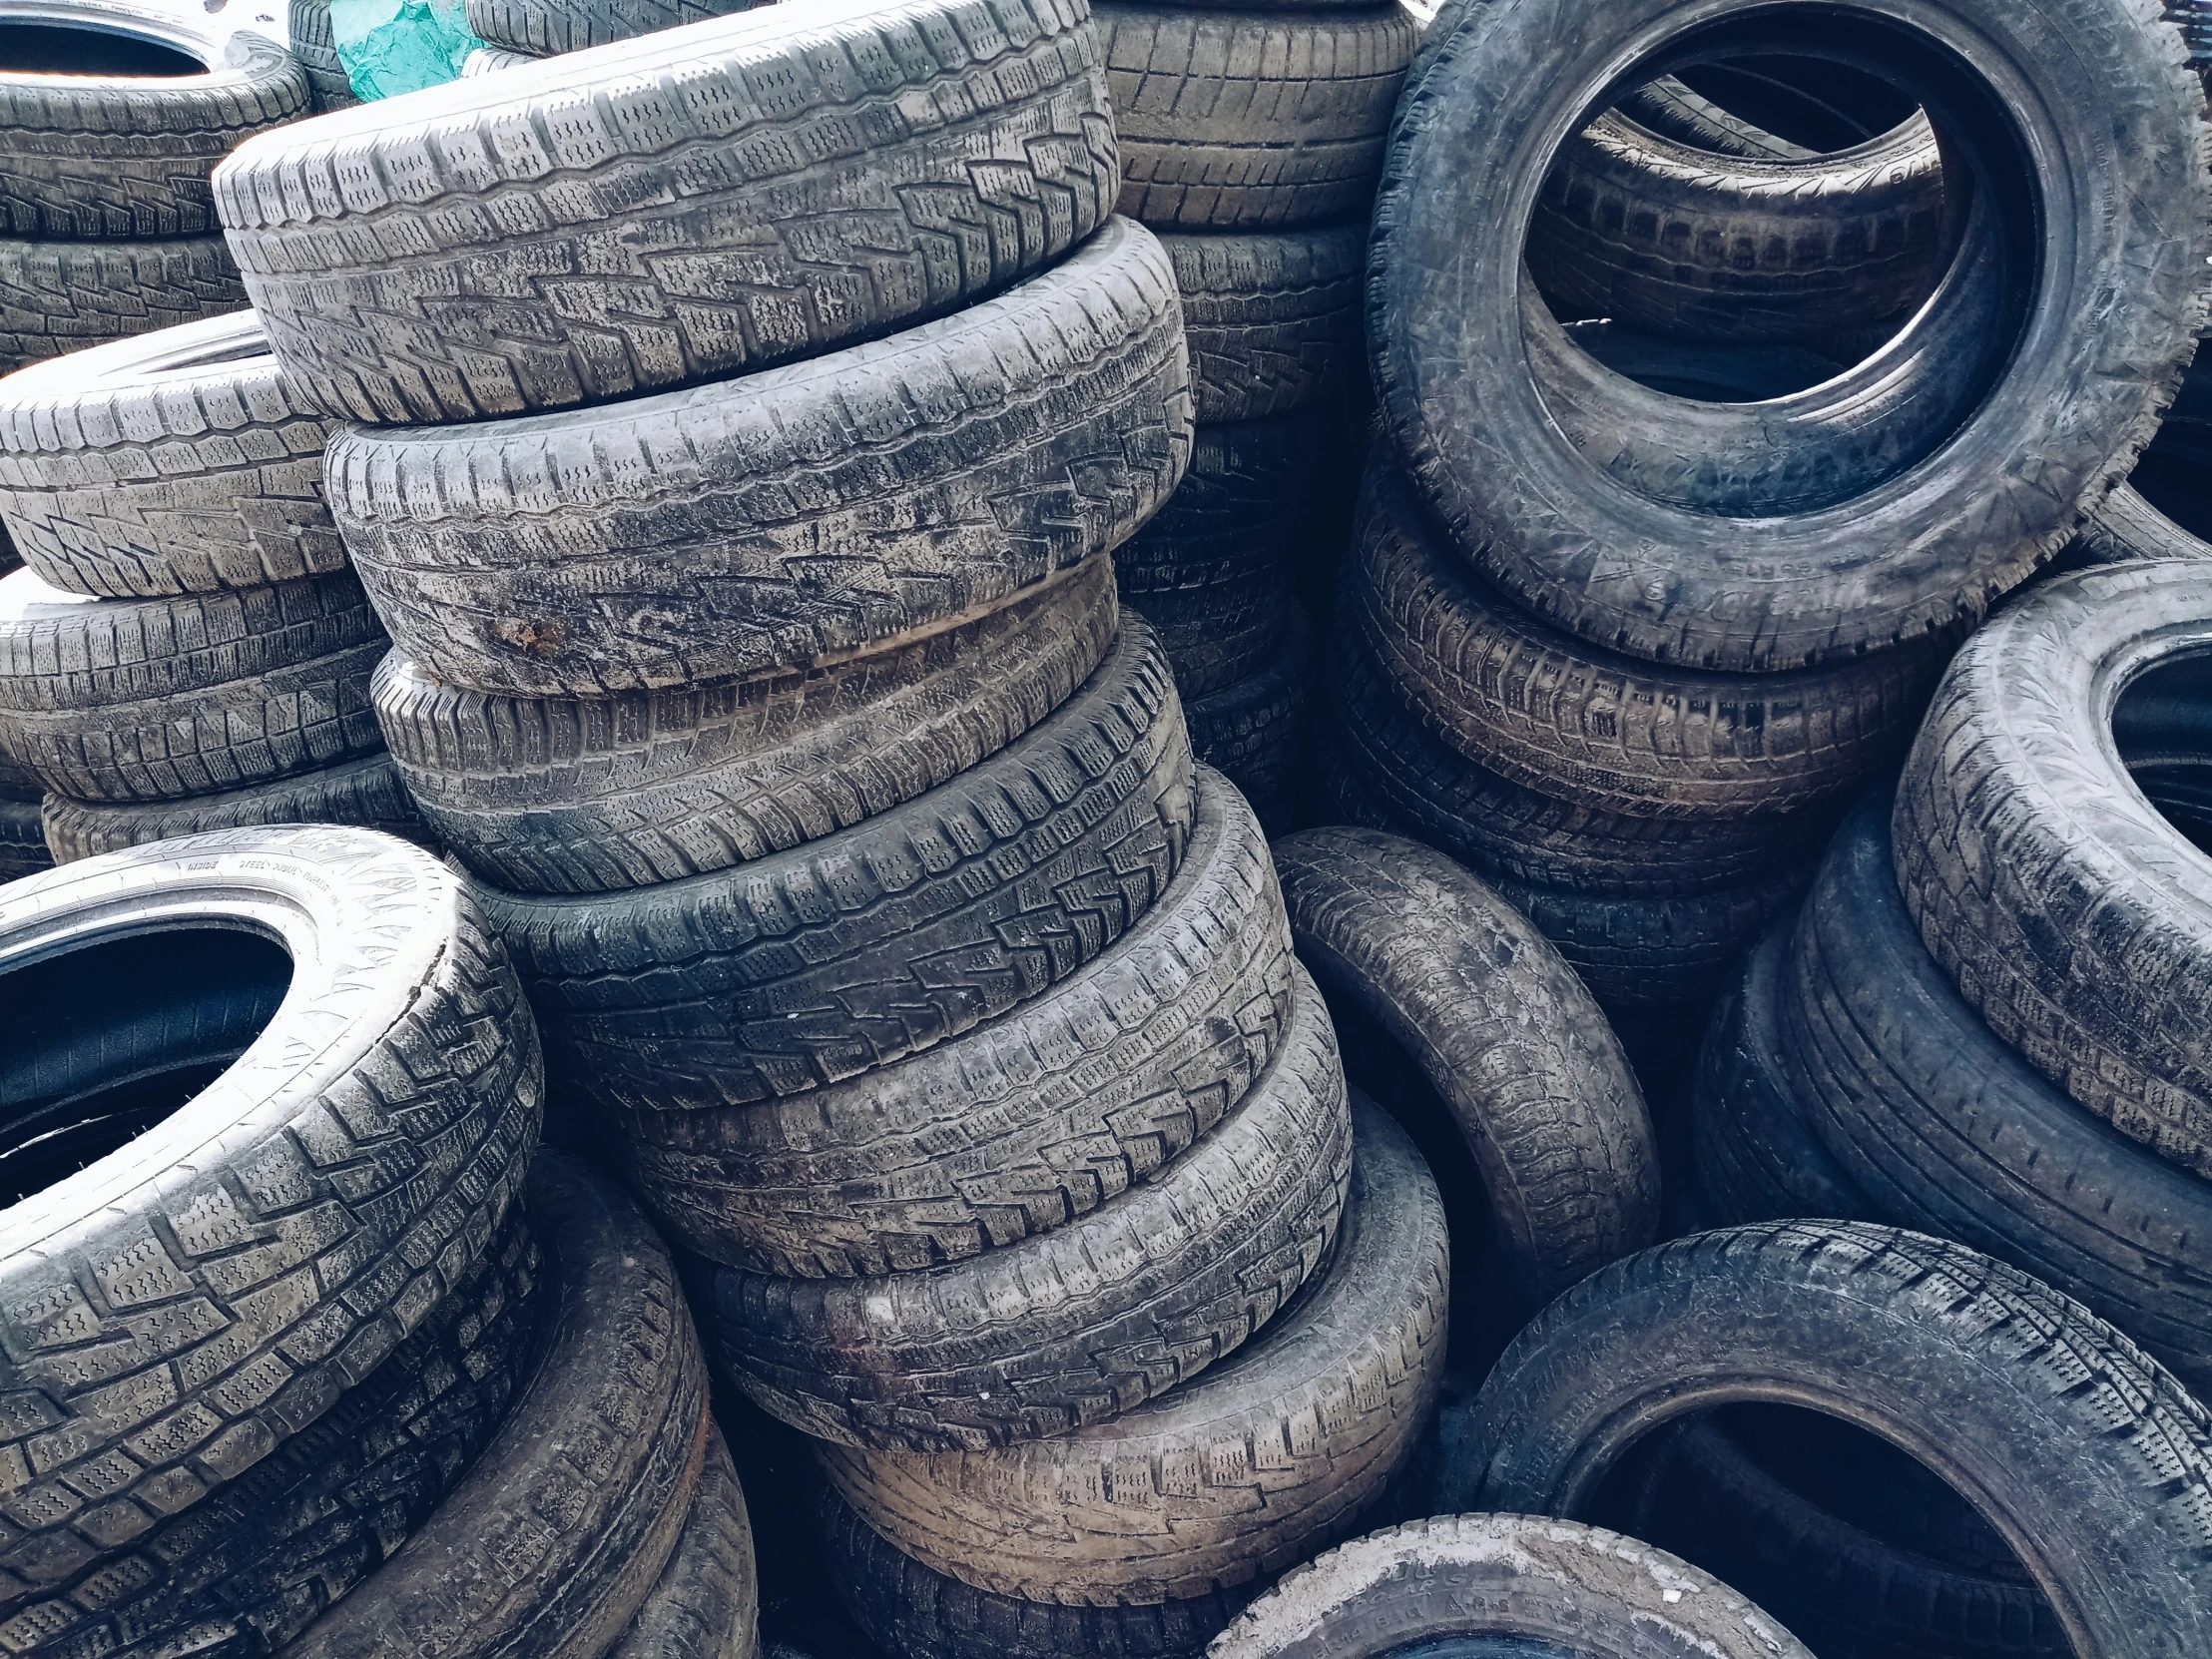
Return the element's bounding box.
[329,0,485,98]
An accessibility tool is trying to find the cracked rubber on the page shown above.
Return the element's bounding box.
[214,0,1122,423]
[326,217,1188,698]
[1164,225,1364,421]
[0,237,245,374]
[40,752,428,864]
[607,1423,760,1659]
[620,770,1292,1278]
[689,964,1352,1451]
[467,0,771,53]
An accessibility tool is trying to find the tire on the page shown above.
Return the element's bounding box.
[374,557,1118,894]
[480,618,1195,1114]
[1612,74,1821,160]
[0,16,306,239]
[0,236,246,374]
[1894,560,2212,1178]
[1208,1513,1814,1659]
[1164,225,1365,421]
[0,309,344,599]
[39,751,428,864]
[688,965,1352,1451]
[0,825,540,1586]
[460,43,538,73]
[216,0,1121,423]
[287,0,357,109]
[466,0,771,54]
[1117,411,1334,596]
[1273,826,1657,1302]
[1450,1222,2212,1659]
[1372,0,2212,670]
[1183,612,1311,828]
[0,797,46,883]
[1351,454,1943,819]
[1787,787,2212,1397]
[284,1156,711,1659]
[326,217,1187,698]
[1559,317,1845,400]
[621,770,1292,1277]
[1131,579,1295,700]
[0,567,388,805]
[1095,2,1417,231]
[817,1094,1446,1606]
[1529,108,1943,343]
[2066,482,2212,565]
[1,1201,546,1659]
[607,1424,760,1659]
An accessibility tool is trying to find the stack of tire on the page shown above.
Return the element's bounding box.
[0,5,304,373]
[1093,0,1417,828]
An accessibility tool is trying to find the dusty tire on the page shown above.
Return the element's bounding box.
[374,559,1118,894]
[818,1095,1445,1605]
[607,1424,760,1659]
[215,0,1122,423]
[1452,1222,2212,1659]
[1274,826,1657,1301]
[284,1155,710,1659]
[39,751,428,863]
[2068,482,2212,565]
[1184,613,1311,828]
[0,825,540,1593]
[1373,0,2212,670]
[1165,225,1365,421]
[689,966,1353,1451]
[287,0,357,108]
[1894,560,2212,1178]
[1210,1513,1815,1658]
[0,236,245,373]
[1096,2,1417,231]
[0,309,343,599]
[481,619,1196,1114]
[0,567,388,805]
[327,218,1187,697]
[466,0,771,52]
[621,771,1291,1277]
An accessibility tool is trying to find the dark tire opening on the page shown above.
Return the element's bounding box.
[1672,54,1921,151]
[0,21,203,75]
[1382,1641,1579,1659]
[2115,645,2212,856]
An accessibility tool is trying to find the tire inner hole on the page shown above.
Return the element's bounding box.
[0,927,291,1209]
[2115,648,2212,855]
[0,22,204,75]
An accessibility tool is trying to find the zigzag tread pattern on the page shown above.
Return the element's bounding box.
[40,752,426,864]
[0,242,244,375]
[1164,225,1363,421]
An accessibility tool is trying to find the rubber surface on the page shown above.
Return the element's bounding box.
[40,752,429,864]
[467,0,772,53]
[0,236,245,373]
[1165,225,1365,421]
[607,1424,760,1659]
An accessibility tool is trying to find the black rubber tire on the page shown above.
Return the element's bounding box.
[284,1155,710,1659]
[1096,2,1417,231]
[467,0,771,52]
[0,825,540,1591]
[326,217,1186,698]
[0,567,388,805]
[1183,612,1311,829]
[1274,826,1657,1302]
[1613,73,1827,160]
[1894,560,2212,1178]
[608,1423,761,1659]
[374,558,1118,894]
[1208,1513,1815,1658]
[1529,107,1942,344]
[7,1202,545,1659]
[1688,909,1877,1227]
[216,0,1121,423]
[0,796,46,883]
[1450,1222,2212,1659]
[1372,0,2212,671]
[817,1096,1444,1605]
[1351,454,1942,819]
[0,309,344,599]
[689,965,1352,1451]
[0,236,246,374]
[39,751,428,864]
[0,17,306,239]
[481,618,1196,1114]
[286,0,357,109]
[1129,581,1297,702]
[1787,787,2212,1398]
[1164,225,1365,422]
[2066,481,2212,565]
[621,770,1291,1277]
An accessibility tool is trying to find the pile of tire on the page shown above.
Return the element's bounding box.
[1094,0,1416,828]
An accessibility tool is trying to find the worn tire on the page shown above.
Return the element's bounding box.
[689,965,1352,1451]
[0,236,245,374]
[1096,2,1416,231]
[1165,225,1364,421]
[621,770,1291,1277]
[0,825,540,1597]
[374,559,1118,894]
[0,797,46,882]
[460,43,539,73]
[466,0,770,52]
[39,751,427,864]
[215,0,1121,423]
[287,0,357,109]
[817,1095,1445,1604]
[1131,580,1296,701]
[2068,482,2212,565]
[607,1424,760,1659]
[327,217,1188,697]
[1451,1222,2212,1659]
[1894,560,2212,1178]
[1274,826,1656,1301]
[482,618,1196,1114]
[0,567,388,805]
[0,310,343,599]
[1373,0,2212,670]
[1210,1513,1815,1658]
[1184,613,1311,828]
